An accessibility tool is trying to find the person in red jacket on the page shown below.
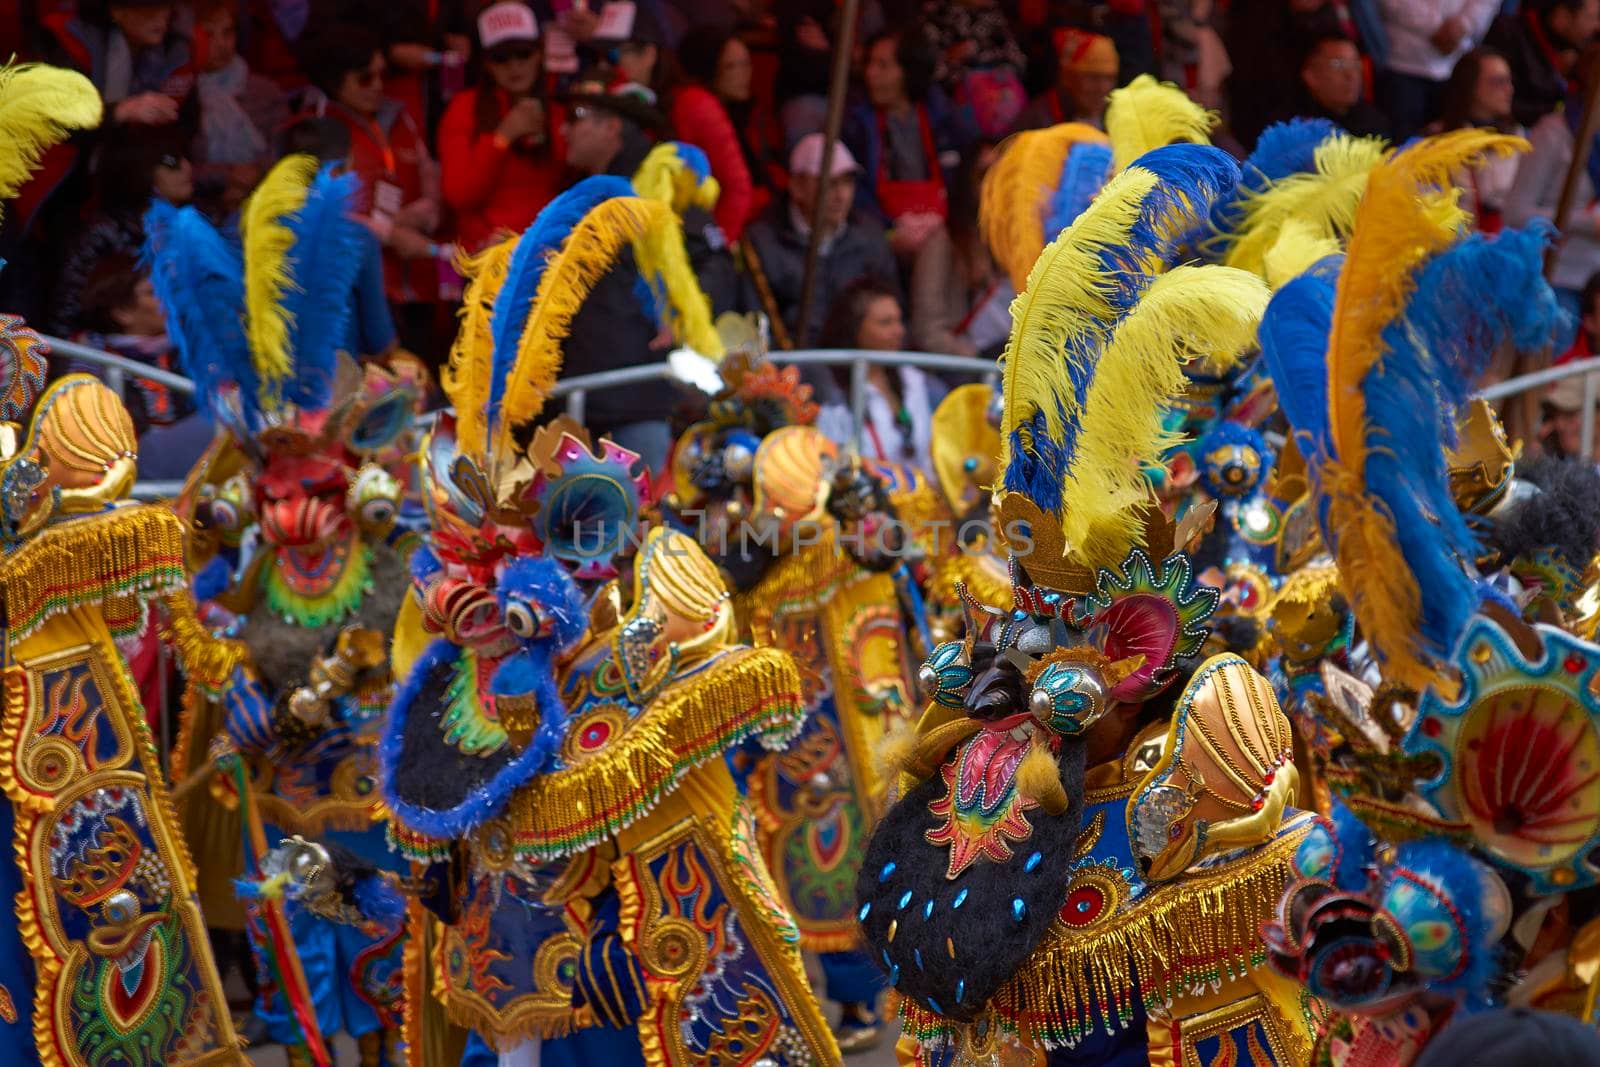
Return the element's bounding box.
[302,22,446,361]
[668,26,756,243]
[438,1,567,253]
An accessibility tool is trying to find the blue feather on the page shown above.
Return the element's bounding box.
[488,175,634,432]
[1327,798,1376,892]
[1258,254,1341,464]
[279,165,365,409]
[1360,223,1569,661]
[142,202,255,425]
[1044,141,1113,238]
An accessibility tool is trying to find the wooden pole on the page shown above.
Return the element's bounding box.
[795,0,862,346]
[1547,57,1600,279]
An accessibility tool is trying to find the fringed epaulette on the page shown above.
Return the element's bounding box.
[496,646,805,861]
[0,504,187,641]
[162,588,248,696]
[900,812,1317,1050]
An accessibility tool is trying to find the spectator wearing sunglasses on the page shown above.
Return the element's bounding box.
[302,22,446,362]
[439,2,566,253]
[51,127,193,338]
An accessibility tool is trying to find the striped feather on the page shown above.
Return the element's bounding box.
[241,154,317,405]
[278,165,364,410]
[980,123,1111,290]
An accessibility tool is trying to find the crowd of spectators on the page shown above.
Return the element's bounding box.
[5,0,1600,470]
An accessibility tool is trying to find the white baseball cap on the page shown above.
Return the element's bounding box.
[789,133,860,178]
[478,2,539,50]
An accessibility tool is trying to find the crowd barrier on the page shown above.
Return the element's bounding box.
[36,335,1600,500]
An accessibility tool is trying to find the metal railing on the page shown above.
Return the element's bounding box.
[36,335,1600,498]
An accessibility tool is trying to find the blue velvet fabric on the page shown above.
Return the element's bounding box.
[820,949,888,1007]
[0,799,42,1066]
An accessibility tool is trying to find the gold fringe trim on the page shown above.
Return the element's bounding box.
[501,647,805,860]
[162,589,248,696]
[0,504,187,643]
[980,815,1314,1042]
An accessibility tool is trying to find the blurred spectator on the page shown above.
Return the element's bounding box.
[311,0,471,130]
[1279,34,1393,139]
[1425,48,1521,231]
[908,143,1011,357]
[52,128,193,337]
[302,23,444,360]
[281,117,400,361]
[591,4,674,97]
[844,29,976,259]
[1559,270,1600,364]
[1506,74,1600,297]
[1377,0,1499,140]
[40,0,190,126]
[73,253,193,436]
[920,0,1028,137]
[1012,29,1118,132]
[708,30,785,225]
[1540,369,1600,459]
[740,134,899,350]
[671,27,757,241]
[192,0,286,214]
[561,86,738,313]
[817,277,948,473]
[774,1,847,150]
[1225,0,1381,148]
[1487,0,1600,129]
[438,2,564,253]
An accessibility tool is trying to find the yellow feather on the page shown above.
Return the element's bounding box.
[1262,218,1341,290]
[0,63,101,210]
[1104,74,1215,173]
[491,197,672,462]
[1062,264,1269,568]
[446,237,517,461]
[1221,133,1387,279]
[1324,128,1527,690]
[241,154,318,404]
[632,143,721,214]
[980,123,1110,290]
[999,165,1155,471]
[633,210,725,361]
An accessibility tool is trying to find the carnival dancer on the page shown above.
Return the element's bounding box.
[0,61,244,1066]
[145,155,422,1066]
[1252,131,1600,1064]
[661,338,925,1051]
[855,144,1325,1065]
[380,176,839,1065]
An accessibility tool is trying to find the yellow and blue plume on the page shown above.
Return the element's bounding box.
[1104,74,1215,173]
[1000,144,1270,571]
[1302,130,1558,690]
[632,141,720,215]
[241,155,365,412]
[0,63,102,218]
[980,123,1112,290]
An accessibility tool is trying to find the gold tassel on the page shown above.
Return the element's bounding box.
[0,504,188,643]
[499,647,805,860]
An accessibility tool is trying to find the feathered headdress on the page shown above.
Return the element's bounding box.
[1208,126,1388,280]
[0,63,102,226]
[443,175,723,490]
[979,123,1113,290]
[144,154,366,430]
[632,141,720,215]
[998,144,1270,581]
[1103,74,1215,173]
[1260,130,1566,692]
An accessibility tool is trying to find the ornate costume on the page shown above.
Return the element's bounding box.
[0,62,242,1067]
[856,144,1323,1065]
[145,155,420,1063]
[379,177,838,1064]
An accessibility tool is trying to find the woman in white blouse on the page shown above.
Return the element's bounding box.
[816,277,948,476]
